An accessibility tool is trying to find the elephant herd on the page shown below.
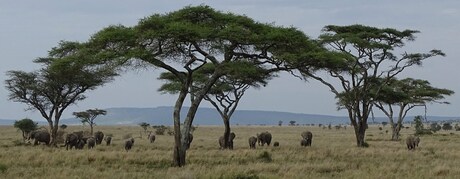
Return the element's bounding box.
[26,129,421,151]
[221,131,312,150]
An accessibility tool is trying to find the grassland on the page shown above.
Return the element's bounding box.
[0,124,459,179]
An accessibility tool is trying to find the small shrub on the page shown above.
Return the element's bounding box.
[0,163,7,173]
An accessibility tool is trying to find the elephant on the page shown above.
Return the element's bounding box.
[301,131,313,146]
[75,139,85,149]
[273,141,279,147]
[219,132,236,149]
[300,139,309,147]
[105,136,112,146]
[125,138,135,151]
[87,137,96,149]
[248,136,257,149]
[28,130,50,146]
[63,133,80,150]
[406,136,419,150]
[148,132,156,144]
[94,131,104,145]
[256,132,272,146]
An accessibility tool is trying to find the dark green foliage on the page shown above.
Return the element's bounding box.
[455,124,460,131]
[13,118,37,140]
[442,123,453,131]
[153,125,169,135]
[430,123,441,133]
[73,109,107,135]
[60,124,68,130]
[0,163,7,173]
[414,116,424,133]
[139,122,150,133]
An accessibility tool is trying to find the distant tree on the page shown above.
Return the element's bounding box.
[442,123,453,131]
[296,25,445,147]
[278,120,283,126]
[430,122,441,133]
[59,124,68,130]
[139,122,150,134]
[13,118,38,141]
[373,77,453,140]
[455,124,460,131]
[73,109,107,135]
[5,42,116,145]
[381,122,388,127]
[289,121,296,126]
[414,116,424,134]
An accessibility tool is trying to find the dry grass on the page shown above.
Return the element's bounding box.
[1,125,460,178]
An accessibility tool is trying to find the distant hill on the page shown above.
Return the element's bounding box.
[58,106,460,126]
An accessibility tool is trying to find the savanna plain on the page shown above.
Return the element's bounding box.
[0,124,459,179]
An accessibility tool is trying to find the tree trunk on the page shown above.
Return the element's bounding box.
[223,117,231,149]
[172,89,187,167]
[354,121,367,147]
[391,124,401,140]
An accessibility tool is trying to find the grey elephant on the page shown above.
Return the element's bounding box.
[300,139,309,146]
[125,138,135,151]
[219,132,236,149]
[87,137,96,149]
[28,130,51,146]
[248,136,257,149]
[75,139,85,149]
[63,133,80,150]
[105,136,112,146]
[406,136,420,150]
[94,131,104,145]
[300,131,313,147]
[148,132,156,144]
[256,132,272,146]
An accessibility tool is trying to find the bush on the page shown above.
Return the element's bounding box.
[0,163,7,173]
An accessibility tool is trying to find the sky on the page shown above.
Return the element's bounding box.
[0,0,459,121]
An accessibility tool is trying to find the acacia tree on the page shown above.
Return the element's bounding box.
[158,62,273,149]
[13,118,38,141]
[373,78,454,140]
[297,25,445,147]
[5,41,116,146]
[73,108,107,135]
[86,6,321,166]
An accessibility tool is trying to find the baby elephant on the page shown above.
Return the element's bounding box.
[125,138,135,151]
[148,132,156,144]
[300,131,313,147]
[219,132,236,150]
[87,137,96,149]
[105,136,112,146]
[406,136,420,150]
[248,136,257,149]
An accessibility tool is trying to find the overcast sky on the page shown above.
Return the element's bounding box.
[1,0,459,121]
